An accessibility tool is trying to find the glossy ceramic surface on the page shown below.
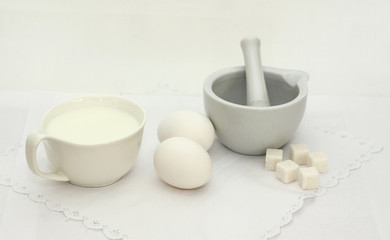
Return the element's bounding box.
[25,95,146,187]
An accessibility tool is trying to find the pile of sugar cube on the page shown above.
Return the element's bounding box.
[265,144,328,190]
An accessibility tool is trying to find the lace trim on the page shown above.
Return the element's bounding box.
[0,144,129,240]
[0,128,384,240]
[259,128,384,239]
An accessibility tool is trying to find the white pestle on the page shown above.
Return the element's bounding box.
[240,37,270,107]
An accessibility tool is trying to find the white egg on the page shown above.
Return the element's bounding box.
[154,137,212,189]
[157,110,215,151]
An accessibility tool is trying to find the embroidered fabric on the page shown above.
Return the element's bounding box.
[0,127,383,240]
[259,128,384,239]
[0,144,127,240]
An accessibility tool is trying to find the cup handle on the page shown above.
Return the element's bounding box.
[25,130,70,182]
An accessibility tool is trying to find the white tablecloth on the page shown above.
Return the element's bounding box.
[0,91,389,240]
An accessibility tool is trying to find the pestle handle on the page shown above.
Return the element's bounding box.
[240,37,270,107]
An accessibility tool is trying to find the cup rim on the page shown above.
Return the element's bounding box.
[40,94,147,147]
[204,65,309,111]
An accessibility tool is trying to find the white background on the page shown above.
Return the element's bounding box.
[1,2,390,240]
[1,0,389,96]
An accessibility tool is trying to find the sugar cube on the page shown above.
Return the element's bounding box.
[276,160,299,184]
[298,167,319,190]
[265,148,283,171]
[307,152,328,173]
[290,144,309,165]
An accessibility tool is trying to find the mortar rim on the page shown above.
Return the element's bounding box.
[203,65,308,111]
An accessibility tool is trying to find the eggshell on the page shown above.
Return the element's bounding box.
[157,110,215,151]
[154,137,212,189]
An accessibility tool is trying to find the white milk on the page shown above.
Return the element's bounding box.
[46,106,140,144]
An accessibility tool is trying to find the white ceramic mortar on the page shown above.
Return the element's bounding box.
[203,66,309,155]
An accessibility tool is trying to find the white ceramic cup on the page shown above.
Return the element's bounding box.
[25,95,146,187]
